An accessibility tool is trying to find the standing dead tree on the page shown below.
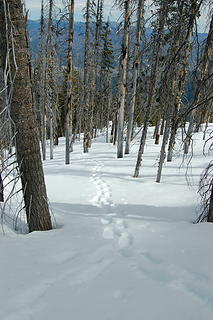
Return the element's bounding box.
[45,0,60,160]
[197,160,213,222]
[166,0,204,163]
[90,0,103,139]
[65,0,75,164]
[184,12,213,154]
[83,0,92,153]
[134,0,169,177]
[125,0,145,155]
[99,20,114,141]
[117,0,131,158]
[38,0,47,161]
[156,0,205,183]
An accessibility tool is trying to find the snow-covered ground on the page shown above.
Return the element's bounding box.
[0,125,213,320]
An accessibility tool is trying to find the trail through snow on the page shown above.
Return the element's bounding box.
[0,125,213,320]
[90,160,133,253]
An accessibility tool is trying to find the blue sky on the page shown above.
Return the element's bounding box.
[25,0,119,21]
[25,0,209,32]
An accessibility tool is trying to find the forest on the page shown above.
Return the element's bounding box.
[0,0,212,319]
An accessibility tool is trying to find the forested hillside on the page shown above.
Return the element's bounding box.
[28,20,208,67]
[28,19,208,104]
[28,20,122,66]
[0,1,212,319]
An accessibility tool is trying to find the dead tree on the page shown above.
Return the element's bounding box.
[156,0,204,182]
[40,0,47,161]
[167,0,203,162]
[134,0,169,177]
[197,161,213,222]
[99,20,114,140]
[125,0,145,154]
[117,0,131,158]
[83,0,91,153]
[65,0,75,164]
[90,0,104,140]
[184,13,213,154]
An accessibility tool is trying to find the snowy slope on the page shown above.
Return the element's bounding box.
[0,125,213,320]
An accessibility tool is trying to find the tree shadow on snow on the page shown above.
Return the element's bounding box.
[51,202,196,223]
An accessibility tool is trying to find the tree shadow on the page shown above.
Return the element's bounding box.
[51,202,196,223]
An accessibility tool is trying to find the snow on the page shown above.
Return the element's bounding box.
[0,124,213,320]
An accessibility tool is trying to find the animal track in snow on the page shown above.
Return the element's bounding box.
[90,160,133,254]
[90,161,113,208]
[128,250,213,308]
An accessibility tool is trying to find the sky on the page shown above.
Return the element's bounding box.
[25,0,210,33]
[25,0,119,22]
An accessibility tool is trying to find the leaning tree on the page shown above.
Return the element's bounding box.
[0,0,52,232]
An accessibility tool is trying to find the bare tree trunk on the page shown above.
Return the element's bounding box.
[49,114,54,159]
[203,115,209,140]
[184,13,213,153]
[207,183,213,222]
[167,0,201,162]
[184,117,193,154]
[65,0,74,164]
[155,133,160,145]
[125,0,145,154]
[0,173,4,202]
[134,0,168,177]
[153,114,161,144]
[117,0,131,158]
[156,108,172,183]
[89,0,103,147]
[0,0,52,232]
[153,114,160,139]
[75,69,83,140]
[83,0,91,153]
[110,119,115,143]
[113,111,118,145]
[40,0,47,161]
[46,0,54,160]
[160,116,165,135]
[106,79,112,143]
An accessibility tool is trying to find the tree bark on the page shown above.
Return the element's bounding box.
[65,0,74,164]
[117,0,131,158]
[83,0,91,153]
[0,0,52,232]
[207,182,213,222]
[40,0,47,161]
[134,0,168,177]
[125,0,145,154]
[167,0,202,162]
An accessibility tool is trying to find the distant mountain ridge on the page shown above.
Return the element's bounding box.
[28,20,122,66]
[28,20,208,67]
